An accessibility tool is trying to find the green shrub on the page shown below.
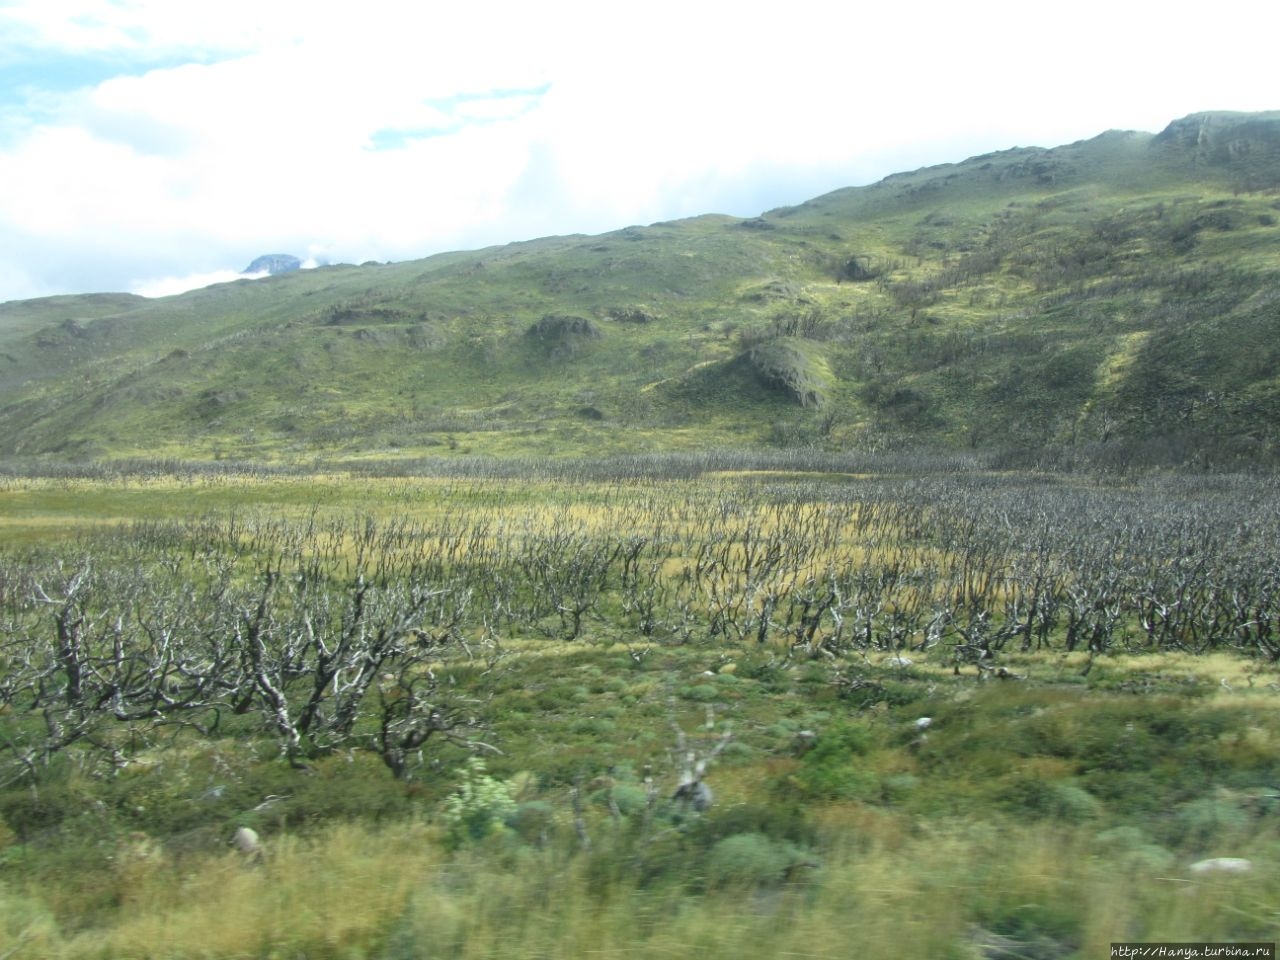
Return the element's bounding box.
[569,717,618,736]
[442,758,517,848]
[1094,825,1148,848]
[505,800,556,844]
[704,832,808,889]
[1045,783,1103,823]
[1096,826,1176,872]
[274,752,418,827]
[765,719,800,738]
[736,656,792,690]
[787,721,882,801]
[700,801,815,847]
[879,680,928,707]
[981,900,1080,953]
[881,773,920,804]
[0,771,95,839]
[678,683,720,702]
[1165,796,1251,849]
[1004,778,1101,823]
[590,781,651,818]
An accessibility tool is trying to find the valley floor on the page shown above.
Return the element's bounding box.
[1,465,1278,957]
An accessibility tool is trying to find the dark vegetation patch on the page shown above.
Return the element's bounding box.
[605,305,659,324]
[524,314,603,364]
[740,279,810,303]
[838,255,882,282]
[318,297,417,325]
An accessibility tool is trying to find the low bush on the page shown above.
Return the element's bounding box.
[704,832,809,889]
[442,758,517,848]
[784,721,883,801]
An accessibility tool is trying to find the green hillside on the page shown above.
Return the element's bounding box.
[3,110,1280,468]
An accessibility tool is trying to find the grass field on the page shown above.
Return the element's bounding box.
[1,465,1278,957]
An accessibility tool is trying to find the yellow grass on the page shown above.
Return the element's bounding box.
[50,823,439,959]
[1,774,1274,959]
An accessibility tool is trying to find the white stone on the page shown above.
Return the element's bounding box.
[1189,857,1252,875]
[232,826,262,858]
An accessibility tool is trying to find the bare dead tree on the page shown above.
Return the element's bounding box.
[373,658,501,780]
[669,705,732,814]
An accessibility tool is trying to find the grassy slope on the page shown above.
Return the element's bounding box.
[2,112,1279,465]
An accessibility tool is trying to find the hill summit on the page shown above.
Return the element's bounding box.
[2,111,1280,469]
[242,254,302,276]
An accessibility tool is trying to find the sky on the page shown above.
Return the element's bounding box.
[0,0,1277,303]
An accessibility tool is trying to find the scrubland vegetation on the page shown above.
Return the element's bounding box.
[1,462,1278,958]
[4,110,1280,957]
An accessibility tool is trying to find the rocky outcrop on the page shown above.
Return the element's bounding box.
[526,314,602,361]
[1154,112,1280,182]
[744,338,832,408]
[243,254,302,276]
[606,305,658,324]
[528,314,600,340]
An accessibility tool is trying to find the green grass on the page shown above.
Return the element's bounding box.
[13,815,1268,960]
[2,468,1280,956]
[2,638,1277,957]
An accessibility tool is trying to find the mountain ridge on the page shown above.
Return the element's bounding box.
[2,111,1279,469]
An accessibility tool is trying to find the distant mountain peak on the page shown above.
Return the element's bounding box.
[243,254,301,276]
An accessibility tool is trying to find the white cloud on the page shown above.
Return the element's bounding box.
[0,0,309,55]
[0,0,1278,300]
[131,268,266,299]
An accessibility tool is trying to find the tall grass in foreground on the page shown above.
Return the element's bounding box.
[2,812,1275,960]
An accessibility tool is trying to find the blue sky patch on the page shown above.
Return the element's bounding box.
[0,48,232,148]
[0,49,204,106]
[366,84,550,151]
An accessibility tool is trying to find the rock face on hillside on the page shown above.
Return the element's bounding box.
[744,339,832,409]
[243,254,302,276]
[1155,112,1280,182]
[526,314,602,361]
[1156,111,1280,148]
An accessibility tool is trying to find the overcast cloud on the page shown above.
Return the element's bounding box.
[1,0,1276,302]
